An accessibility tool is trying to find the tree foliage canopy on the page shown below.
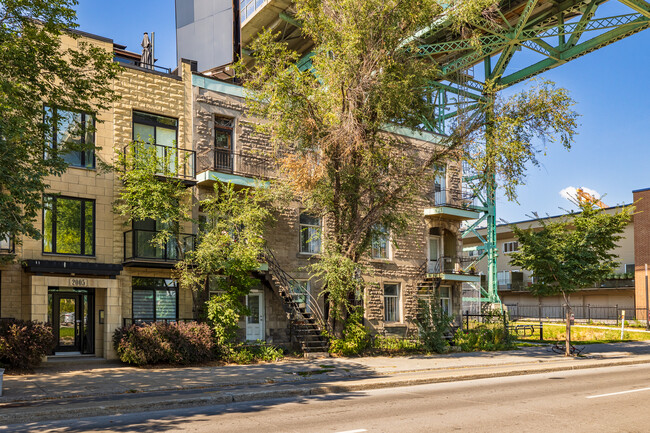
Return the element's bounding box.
[240,0,581,330]
[0,0,120,241]
[509,203,633,300]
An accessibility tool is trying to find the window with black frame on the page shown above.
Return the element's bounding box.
[45,107,95,169]
[43,195,95,256]
[132,111,179,175]
[132,277,178,322]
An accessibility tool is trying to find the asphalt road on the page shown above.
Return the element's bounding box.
[5,363,650,433]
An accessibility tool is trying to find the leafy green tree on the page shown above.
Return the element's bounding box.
[509,203,633,355]
[0,0,120,246]
[176,181,272,319]
[111,142,193,250]
[239,0,579,335]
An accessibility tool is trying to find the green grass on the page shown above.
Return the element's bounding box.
[514,322,650,343]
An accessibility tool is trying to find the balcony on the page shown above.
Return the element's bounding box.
[123,230,195,268]
[196,148,274,187]
[426,256,481,283]
[423,188,482,221]
[123,142,196,184]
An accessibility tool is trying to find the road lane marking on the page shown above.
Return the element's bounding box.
[586,387,650,399]
[336,430,368,433]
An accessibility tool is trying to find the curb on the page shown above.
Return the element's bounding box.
[3,356,650,426]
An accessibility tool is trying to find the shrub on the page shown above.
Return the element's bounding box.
[207,294,245,349]
[328,309,372,356]
[0,319,56,370]
[453,309,515,352]
[113,321,217,366]
[373,336,421,354]
[416,296,452,354]
[228,342,284,364]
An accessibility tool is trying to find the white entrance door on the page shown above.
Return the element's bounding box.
[246,291,265,341]
[428,236,441,273]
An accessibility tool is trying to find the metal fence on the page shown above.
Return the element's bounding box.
[506,304,650,324]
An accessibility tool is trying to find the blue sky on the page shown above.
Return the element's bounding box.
[75,1,650,223]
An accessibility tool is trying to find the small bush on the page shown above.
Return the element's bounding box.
[416,296,452,354]
[0,319,56,370]
[373,337,421,354]
[228,342,284,364]
[454,324,515,352]
[328,310,372,357]
[207,294,244,349]
[113,321,217,366]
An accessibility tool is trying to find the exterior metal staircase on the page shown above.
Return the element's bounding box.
[261,249,329,354]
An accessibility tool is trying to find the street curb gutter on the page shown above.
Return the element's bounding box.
[3,357,650,426]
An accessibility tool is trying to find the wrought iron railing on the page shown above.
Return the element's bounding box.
[196,148,274,180]
[427,188,481,211]
[427,256,479,274]
[506,305,647,323]
[261,248,327,332]
[124,230,195,262]
[123,142,196,180]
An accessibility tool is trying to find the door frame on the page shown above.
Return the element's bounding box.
[245,290,265,341]
[428,235,443,273]
[50,288,95,354]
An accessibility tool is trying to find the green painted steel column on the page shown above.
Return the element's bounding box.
[484,88,500,304]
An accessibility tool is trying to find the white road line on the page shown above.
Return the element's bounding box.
[336,430,368,433]
[586,387,650,399]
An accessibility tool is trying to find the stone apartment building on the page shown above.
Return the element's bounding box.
[190,74,481,342]
[463,206,636,317]
[0,27,478,359]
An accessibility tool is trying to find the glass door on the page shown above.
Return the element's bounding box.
[428,236,441,273]
[53,294,80,352]
[51,290,94,354]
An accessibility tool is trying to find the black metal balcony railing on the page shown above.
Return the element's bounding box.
[197,148,274,180]
[124,230,195,262]
[427,256,478,274]
[123,142,196,180]
[427,188,481,211]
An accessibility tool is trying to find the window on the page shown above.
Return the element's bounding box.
[439,286,451,315]
[133,111,179,173]
[433,165,446,205]
[214,117,234,171]
[132,218,180,260]
[371,225,391,259]
[299,212,321,254]
[132,277,178,321]
[625,264,635,274]
[503,241,519,253]
[0,234,12,252]
[43,196,95,256]
[384,283,400,322]
[45,107,95,169]
[497,270,511,287]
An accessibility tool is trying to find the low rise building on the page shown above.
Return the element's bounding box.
[463,206,636,320]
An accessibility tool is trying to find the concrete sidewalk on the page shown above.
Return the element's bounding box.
[2,341,650,425]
